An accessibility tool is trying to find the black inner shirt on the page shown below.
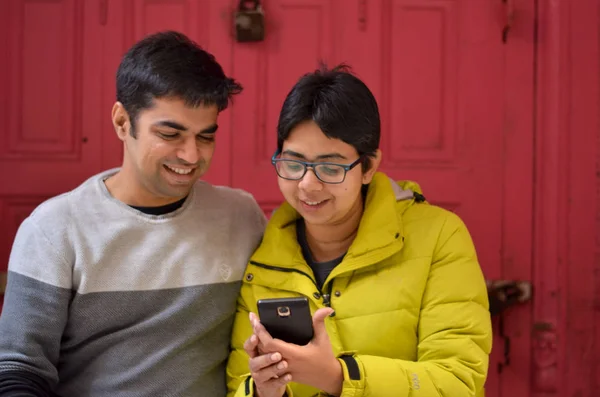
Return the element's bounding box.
[296,218,345,291]
[130,195,188,215]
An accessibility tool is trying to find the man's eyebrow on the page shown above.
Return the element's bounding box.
[152,121,218,135]
[281,150,347,161]
[152,120,187,131]
[200,124,218,134]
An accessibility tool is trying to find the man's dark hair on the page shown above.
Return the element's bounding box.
[276,64,380,171]
[116,30,242,137]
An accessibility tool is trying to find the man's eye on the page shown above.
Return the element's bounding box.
[158,132,178,139]
[197,134,215,142]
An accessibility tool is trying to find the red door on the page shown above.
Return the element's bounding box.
[230,1,535,396]
[1,1,536,395]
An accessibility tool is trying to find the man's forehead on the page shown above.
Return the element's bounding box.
[146,96,218,112]
[140,98,218,125]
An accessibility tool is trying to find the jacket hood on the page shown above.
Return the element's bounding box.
[391,178,425,202]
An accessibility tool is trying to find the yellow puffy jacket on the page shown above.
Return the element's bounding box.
[227,172,492,397]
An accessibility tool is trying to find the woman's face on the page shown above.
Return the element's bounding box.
[277,121,380,227]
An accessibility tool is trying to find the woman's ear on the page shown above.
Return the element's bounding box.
[362,149,382,184]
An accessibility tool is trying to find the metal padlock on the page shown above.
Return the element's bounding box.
[234,0,265,43]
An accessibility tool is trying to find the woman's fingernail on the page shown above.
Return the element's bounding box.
[277,362,286,370]
[271,353,281,361]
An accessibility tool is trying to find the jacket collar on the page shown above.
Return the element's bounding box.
[251,172,423,271]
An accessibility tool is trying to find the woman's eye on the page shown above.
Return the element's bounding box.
[285,163,303,171]
[320,166,342,176]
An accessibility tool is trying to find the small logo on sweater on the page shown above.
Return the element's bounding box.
[219,263,232,281]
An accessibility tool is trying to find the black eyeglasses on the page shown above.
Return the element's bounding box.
[271,151,363,184]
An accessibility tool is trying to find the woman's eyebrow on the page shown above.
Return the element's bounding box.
[281,150,347,160]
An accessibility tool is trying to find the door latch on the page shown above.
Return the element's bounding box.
[486,280,532,373]
[487,280,532,316]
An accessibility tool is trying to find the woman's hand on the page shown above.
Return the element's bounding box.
[250,308,344,396]
[244,314,291,397]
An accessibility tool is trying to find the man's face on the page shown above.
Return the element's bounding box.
[113,97,219,204]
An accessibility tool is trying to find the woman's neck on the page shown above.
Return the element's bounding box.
[304,196,364,262]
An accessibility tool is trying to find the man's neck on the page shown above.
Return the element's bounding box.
[303,196,364,262]
[104,167,183,207]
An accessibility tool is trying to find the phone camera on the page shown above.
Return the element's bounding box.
[277,306,291,317]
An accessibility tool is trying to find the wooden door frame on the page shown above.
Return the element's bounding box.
[532,0,599,396]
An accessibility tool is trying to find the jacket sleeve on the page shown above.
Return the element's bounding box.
[337,212,492,397]
[0,218,72,396]
[226,287,295,397]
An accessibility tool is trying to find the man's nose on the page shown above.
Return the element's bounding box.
[177,137,200,165]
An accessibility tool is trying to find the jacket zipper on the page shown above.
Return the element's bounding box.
[249,260,332,307]
[322,282,333,307]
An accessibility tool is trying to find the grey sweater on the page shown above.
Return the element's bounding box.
[0,169,267,397]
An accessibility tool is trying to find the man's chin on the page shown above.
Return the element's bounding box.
[164,186,194,198]
[156,180,196,201]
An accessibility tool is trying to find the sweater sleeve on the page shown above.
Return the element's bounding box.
[0,217,72,396]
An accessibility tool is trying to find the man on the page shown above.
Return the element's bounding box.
[0,31,266,396]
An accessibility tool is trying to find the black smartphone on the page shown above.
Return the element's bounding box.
[256,297,314,345]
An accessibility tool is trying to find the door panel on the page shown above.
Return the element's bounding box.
[230,1,535,396]
[0,0,106,307]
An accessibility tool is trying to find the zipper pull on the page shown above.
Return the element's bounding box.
[322,294,331,307]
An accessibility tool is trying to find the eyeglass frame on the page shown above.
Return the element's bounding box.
[270,150,364,184]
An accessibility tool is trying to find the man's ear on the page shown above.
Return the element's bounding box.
[111,102,131,141]
[362,149,382,184]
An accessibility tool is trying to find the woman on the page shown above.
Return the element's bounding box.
[226,65,492,397]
